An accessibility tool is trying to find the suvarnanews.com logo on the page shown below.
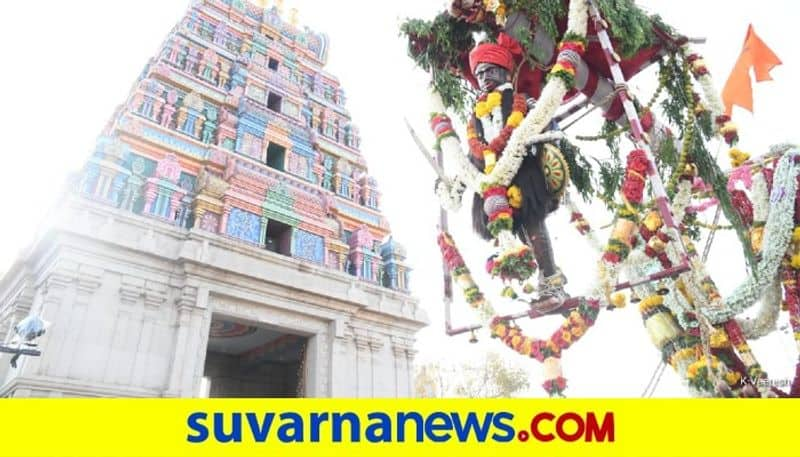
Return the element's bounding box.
[186,410,615,444]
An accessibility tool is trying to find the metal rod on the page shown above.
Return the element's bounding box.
[446,324,482,336]
[614,262,691,291]
[403,118,449,183]
[0,345,42,356]
[560,103,600,131]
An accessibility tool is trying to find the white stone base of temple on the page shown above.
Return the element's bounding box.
[0,196,427,398]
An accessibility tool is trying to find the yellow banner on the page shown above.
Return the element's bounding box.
[0,399,795,456]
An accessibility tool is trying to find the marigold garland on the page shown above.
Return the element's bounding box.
[438,231,486,309]
[490,298,601,362]
[468,92,528,168]
[715,114,739,146]
[548,33,587,89]
[486,246,537,282]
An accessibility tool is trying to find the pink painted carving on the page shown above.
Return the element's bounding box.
[199,212,220,232]
[349,224,374,249]
[155,154,182,183]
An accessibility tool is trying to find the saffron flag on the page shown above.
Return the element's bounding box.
[721,24,782,115]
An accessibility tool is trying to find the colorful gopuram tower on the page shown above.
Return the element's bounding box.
[0,0,426,398]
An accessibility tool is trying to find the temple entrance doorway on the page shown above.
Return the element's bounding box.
[201,315,307,398]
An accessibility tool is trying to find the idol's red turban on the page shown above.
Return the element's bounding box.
[468,32,522,74]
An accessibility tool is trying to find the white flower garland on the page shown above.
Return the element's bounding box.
[751,171,769,223]
[736,279,781,339]
[671,179,693,226]
[696,73,725,122]
[705,148,800,323]
[730,160,779,339]
[435,177,467,211]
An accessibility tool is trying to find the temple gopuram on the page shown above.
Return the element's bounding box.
[0,0,427,398]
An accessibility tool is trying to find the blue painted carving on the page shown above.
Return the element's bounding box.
[337,88,346,106]
[244,2,262,21]
[337,175,351,198]
[382,263,398,289]
[289,128,314,158]
[338,203,381,226]
[226,207,262,244]
[322,155,333,191]
[301,101,313,127]
[292,229,324,264]
[109,174,129,205]
[140,126,209,160]
[179,172,197,193]
[230,62,248,89]
[362,256,373,282]
[81,163,100,195]
[235,100,269,158]
[127,153,156,177]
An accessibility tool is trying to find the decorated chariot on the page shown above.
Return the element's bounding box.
[402,0,799,397]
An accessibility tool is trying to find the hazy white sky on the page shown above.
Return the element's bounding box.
[0,0,798,397]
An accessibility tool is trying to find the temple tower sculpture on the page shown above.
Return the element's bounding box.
[0,0,426,398]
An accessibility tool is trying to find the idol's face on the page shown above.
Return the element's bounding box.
[474,62,509,93]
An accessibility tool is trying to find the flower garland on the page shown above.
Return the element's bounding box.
[600,149,650,269]
[685,50,739,146]
[548,33,587,90]
[722,320,770,395]
[435,177,467,211]
[706,149,800,324]
[430,113,468,211]
[750,171,769,254]
[639,292,740,397]
[490,298,601,397]
[640,212,672,269]
[437,226,603,397]
[430,112,459,150]
[716,115,739,146]
[621,149,650,206]
[736,279,781,339]
[564,192,603,252]
[730,189,754,227]
[782,266,800,395]
[729,147,751,169]
[479,182,538,282]
[468,90,528,172]
[437,231,495,320]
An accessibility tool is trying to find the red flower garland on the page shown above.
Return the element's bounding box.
[686,53,709,77]
[641,227,672,269]
[715,114,739,145]
[730,189,754,226]
[542,377,568,395]
[621,149,650,205]
[569,211,591,235]
[467,93,528,161]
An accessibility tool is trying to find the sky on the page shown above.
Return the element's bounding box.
[0,0,798,397]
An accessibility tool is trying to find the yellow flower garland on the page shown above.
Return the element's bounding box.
[507,185,522,208]
[639,294,664,314]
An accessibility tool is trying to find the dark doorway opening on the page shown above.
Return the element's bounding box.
[264,219,292,256]
[202,317,308,398]
[267,93,283,113]
[265,142,286,171]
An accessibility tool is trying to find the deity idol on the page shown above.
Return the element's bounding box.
[465,37,569,304]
